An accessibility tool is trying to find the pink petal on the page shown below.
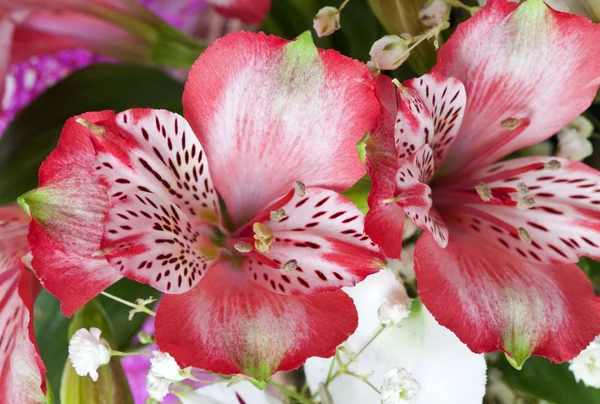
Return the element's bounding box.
[155,260,358,380]
[91,109,221,294]
[365,75,405,258]
[436,156,600,264]
[236,187,384,294]
[27,112,121,317]
[0,206,46,403]
[183,32,380,227]
[415,232,600,366]
[396,145,448,247]
[434,0,600,175]
[206,0,271,24]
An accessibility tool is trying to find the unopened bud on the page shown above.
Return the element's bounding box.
[369,35,410,71]
[313,7,341,37]
[419,0,449,27]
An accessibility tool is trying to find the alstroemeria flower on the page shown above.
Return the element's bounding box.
[23,31,384,379]
[204,0,270,24]
[0,206,46,403]
[365,0,600,367]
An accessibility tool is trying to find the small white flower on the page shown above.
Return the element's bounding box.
[150,351,186,381]
[68,327,111,381]
[378,294,411,327]
[556,115,594,162]
[369,35,410,71]
[313,7,340,37]
[381,368,421,404]
[569,338,600,388]
[147,371,174,401]
[419,0,449,27]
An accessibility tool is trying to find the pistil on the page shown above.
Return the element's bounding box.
[253,222,275,253]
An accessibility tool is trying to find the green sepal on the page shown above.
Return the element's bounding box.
[60,300,133,404]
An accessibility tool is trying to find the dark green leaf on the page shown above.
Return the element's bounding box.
[0,64,183,205]
[493,356,600,404]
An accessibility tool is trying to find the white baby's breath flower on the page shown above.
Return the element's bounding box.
[68,327,111,381]
[147,371,174,401]
[150,350,187,381]
[378,293,411,327]
[556,115,594,162]
[569,338,600,388]
[381,368,421,404]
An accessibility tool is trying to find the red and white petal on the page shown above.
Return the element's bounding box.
[25,113,121,317]
[183,32,380,226]
[94,109,221,227]
[404,73,466,169]
[446,156,600,264]
[434,0,600,175]
[415,232,600,365]
[155,261,358,380]
[0,207,46,403]
[89,109,220,294]
[207,0,271,24]
[237,187,384,295]
[396,145,448,247]
[394,85,433,162]
[366,75,405,258]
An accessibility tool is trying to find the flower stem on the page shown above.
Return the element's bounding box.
[100,291,156,317]
[345,371,381,394]
[269,380,313,404]
[338,0,351,12]
[111,350,152,357]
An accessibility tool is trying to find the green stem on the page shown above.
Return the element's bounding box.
[269,380,313,404]
[345,371,381,394]
[339,0,351,11]
[111,350,152,357]
[100,291,156,317]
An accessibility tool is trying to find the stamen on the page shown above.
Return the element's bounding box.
[475,183,492,202]
[253,222,275,253]
[234,242,253,253]
[270,208,287,222]
[516,182,529,199]
[518,227,532,245]
[517,197,536,210]
[544,160,561,170]
[280,259,298,274]
[294,181,306,197]
[501,118,522,130]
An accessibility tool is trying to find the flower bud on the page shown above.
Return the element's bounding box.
[556,116,594,162]
[419,0,449,27]
[569,337,600,388]
[313,7,341,37]
[369,35,410,71]
[378,288,412,326]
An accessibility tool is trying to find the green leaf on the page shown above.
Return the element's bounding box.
[60,300,133,404]
[0,64,183,206]
[35,279,161,402]
[492,356,600,404]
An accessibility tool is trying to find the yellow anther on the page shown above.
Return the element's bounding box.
[516,182,529,199]
[544,160,561,170]
[475,183,492,202]
[517,197,536,210]
[280,260,298,274]
[501,117,522,130]
[294,181,306,197]
[253,222,275,253]
[518,227,532,245]
[270,208,287,222]
[234,242,253,253]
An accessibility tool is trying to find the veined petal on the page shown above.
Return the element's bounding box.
[440,156,600,264]
[236,187,384,295]
[396,145,448,247]
[365,75,405,258]
[395,74,466,170]
[0,206,46,403]
[434,0,600,175]
[206,0,271,24]
[90,109,220,294]
[23,112,121,317]
[183,31,380,227]
[415,232,600,366]
[155,261,358,380]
